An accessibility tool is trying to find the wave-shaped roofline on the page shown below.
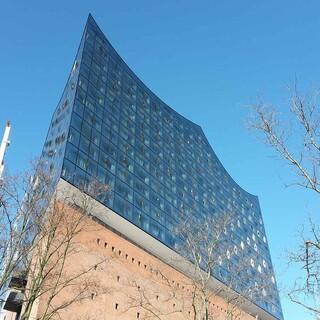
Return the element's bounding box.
[86,14,259,202]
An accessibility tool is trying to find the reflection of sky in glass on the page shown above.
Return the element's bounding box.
[41,15,283,319]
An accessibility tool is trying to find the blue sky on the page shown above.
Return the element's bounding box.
[1,1,319,319]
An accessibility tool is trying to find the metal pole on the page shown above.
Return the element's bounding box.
[0,121,11,319]
[0,121,11,179]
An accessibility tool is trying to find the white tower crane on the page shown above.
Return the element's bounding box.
[0,121,11,179]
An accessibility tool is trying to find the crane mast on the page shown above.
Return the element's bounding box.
[0,121,11,179]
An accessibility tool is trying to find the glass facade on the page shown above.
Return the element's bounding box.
[41,15,283,319]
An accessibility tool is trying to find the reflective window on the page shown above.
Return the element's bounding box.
[56,16,283,320]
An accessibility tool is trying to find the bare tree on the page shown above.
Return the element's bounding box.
[0,163,112,320]
[248,86,320,316]
[177,213,230,320]
[122,267,186,319]
[174,212,266,320]
[0,170,41,311]
[249,88,320,193]
[122,211,265,320]
[288,218,320,315]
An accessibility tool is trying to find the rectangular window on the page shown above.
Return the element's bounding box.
[70,113,82,131]
[79,135,90,154]
[62,159,75,182]
[134,176,149,199]
[74,100,85,117]
[114,194,133,220]
[77,151,88,171]
[87,158,97,177]
[135,153,149,172]
[68,127,80,147]
[78,74,88,92]
[65,143,78,164]
[100,138,117,160]
[119,124,134,146]
[134,192,150,214]
[91,129,101,147]
[117,164,133,187]
[79,63,90,80]
[81,121,92,139]
[76,87,86,105]
[99,150,116,174]
[115,179,133,202]
[135,164,149,185]
[74,166,88,190]
[118,137,134,159]
[118,151,134,173]
[97,165,115,188]
[89,143,99,161]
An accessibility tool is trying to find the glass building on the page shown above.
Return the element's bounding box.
[41,15,283,320]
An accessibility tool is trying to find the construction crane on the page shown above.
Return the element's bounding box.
[0,121,11,179]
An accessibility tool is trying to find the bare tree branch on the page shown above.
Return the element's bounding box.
[248,87,320,316]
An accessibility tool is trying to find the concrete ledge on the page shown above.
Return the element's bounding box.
[56,178,279,320]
